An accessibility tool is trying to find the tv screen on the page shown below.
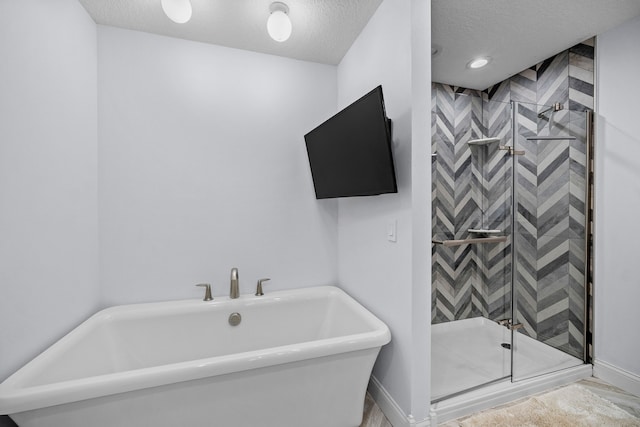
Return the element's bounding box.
[304,86,397,199]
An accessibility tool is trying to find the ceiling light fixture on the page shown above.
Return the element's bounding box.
[468,57,491,69]
[161,0,192,24]
[267,2,292,42]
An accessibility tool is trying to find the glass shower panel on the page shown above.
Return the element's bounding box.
[479,98,513,327]
[511,102,588,382]
[430,90,513,401]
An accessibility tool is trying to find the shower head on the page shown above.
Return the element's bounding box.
[538,102,564,119]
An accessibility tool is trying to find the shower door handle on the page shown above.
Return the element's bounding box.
[498,146,525,156]
[496,319,524,330]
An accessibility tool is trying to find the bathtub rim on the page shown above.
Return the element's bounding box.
[0,285,390,415]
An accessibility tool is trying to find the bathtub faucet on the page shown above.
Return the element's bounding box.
[230,267,240,299]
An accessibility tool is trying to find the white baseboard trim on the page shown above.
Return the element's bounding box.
[367,376,431,427]
[593,360,640,396]
[367,363,598,426]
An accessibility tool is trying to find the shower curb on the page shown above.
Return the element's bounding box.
[430,364,593,424]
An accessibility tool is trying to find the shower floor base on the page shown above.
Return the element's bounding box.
[431,317,584,401]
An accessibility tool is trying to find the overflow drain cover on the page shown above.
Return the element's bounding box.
[228,312,242,326]
[501,343,511,350]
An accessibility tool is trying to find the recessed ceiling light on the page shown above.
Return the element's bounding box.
[468,57,491,69]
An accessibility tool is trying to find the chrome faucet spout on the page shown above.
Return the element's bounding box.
[230,268,239,299]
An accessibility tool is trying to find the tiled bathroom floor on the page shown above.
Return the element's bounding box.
[360,392,393,427]
[571,378,640,419]
[2,378,635,427]
[440,377,640,426]
[361,378,640,427]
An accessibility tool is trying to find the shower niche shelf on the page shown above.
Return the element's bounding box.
[467,137,500,146]
[432,236,507,247]
[468,228,502,236]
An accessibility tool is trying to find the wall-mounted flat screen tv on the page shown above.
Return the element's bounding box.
[304,85,397,199]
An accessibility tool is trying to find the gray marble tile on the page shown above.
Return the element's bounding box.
[362,378,640,426]
[432,38,591,357]
[578,378,640,419]
[361,393,393,427]
[441,378,640,426]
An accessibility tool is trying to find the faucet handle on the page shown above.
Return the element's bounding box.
[255,278,270,296]
[196,284,213,301]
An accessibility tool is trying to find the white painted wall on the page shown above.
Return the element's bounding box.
[0,3,431,425]
[0,0,99,381]
[409,1,432,420]
[97,26,338,306]
[594,15,640,389]
[337,0,431,421]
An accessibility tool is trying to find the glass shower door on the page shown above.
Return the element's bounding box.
[430,92,513,401]
[510,101,590,381]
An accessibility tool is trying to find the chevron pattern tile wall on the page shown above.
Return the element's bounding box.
[432,85,486,323]
[432,38,593,359]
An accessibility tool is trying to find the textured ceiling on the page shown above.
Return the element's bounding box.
[77,0,383,65]
[432,0,640,90]
[78,0,640,87]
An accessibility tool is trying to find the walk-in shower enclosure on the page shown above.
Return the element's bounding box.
[430,40,594,401]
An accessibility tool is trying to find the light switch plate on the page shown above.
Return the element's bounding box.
[387,220,397,242]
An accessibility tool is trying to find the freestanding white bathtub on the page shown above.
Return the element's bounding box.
[0,286,390,427]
